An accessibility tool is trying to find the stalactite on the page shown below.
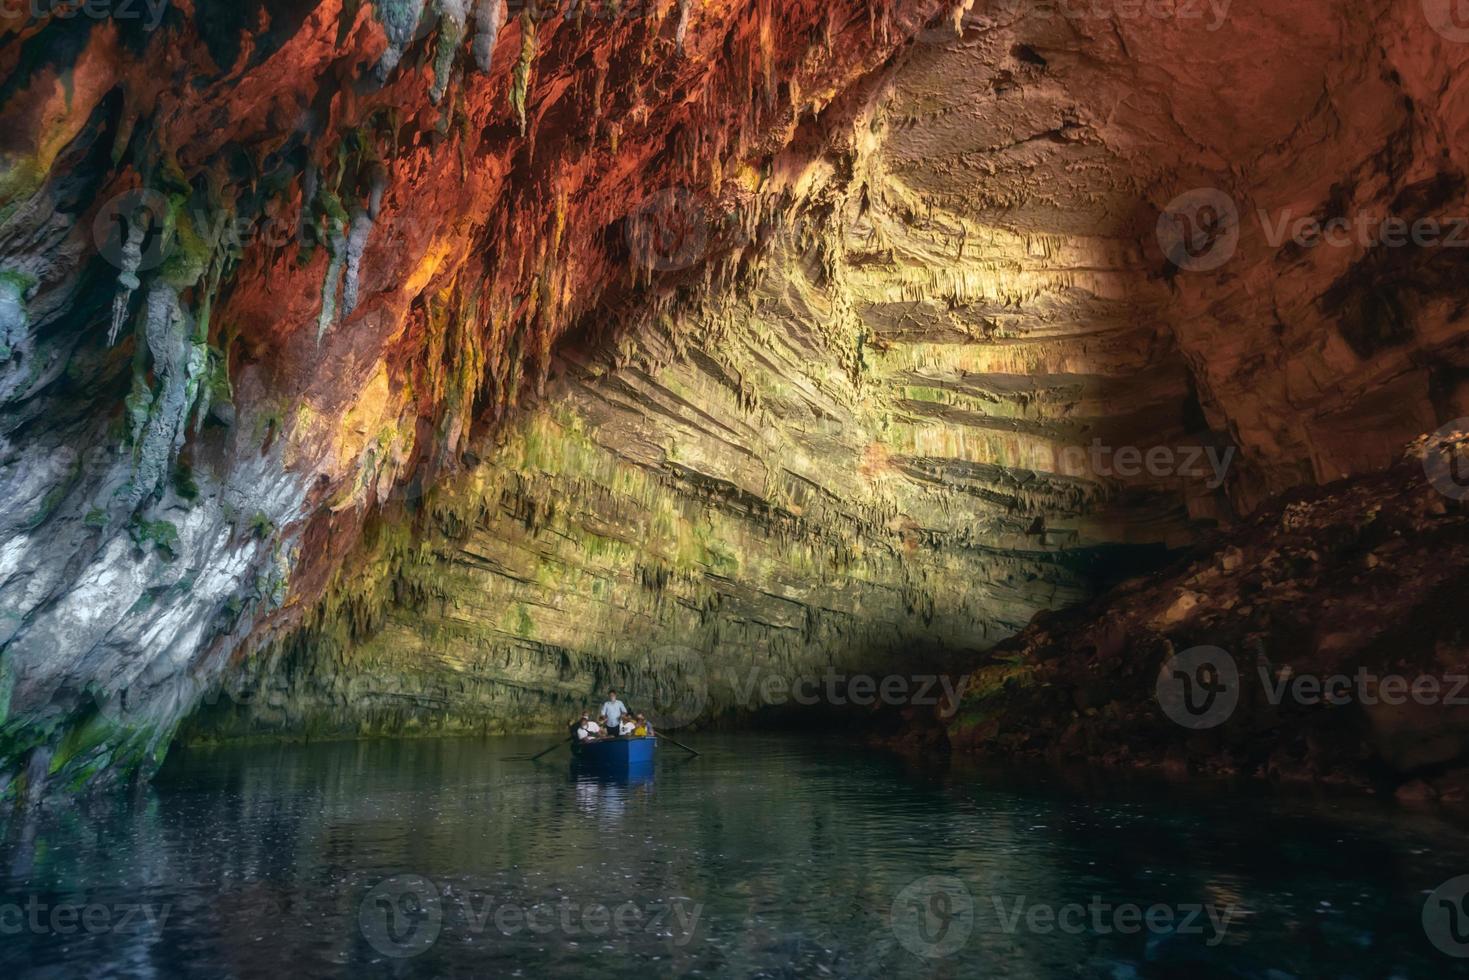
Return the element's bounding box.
[126,284,204,508]
[431,0,468,103]
[342,208,373,316]
[472,0,504,71]
[674,0,691,53]
[373,0,426,81]
[108,218,147,346]
[189,250,228,435]
[317,223,347,344]
[367,166,387,220]
[510,11,537,135]
[124,331,153,450]
[302,164,319,217]
[342,167,387,317]
[588,64,607,143]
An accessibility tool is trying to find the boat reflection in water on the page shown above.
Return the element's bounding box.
[566,738,657,816]
[5,733,1467,978]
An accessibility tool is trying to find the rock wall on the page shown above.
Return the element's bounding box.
[196,0,1469,744]
[188,133,1209,738]
[4,0,1469,796]
[937,432,1469,801]
[0,0,948,800]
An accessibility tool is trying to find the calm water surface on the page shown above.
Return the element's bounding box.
[2,733,1468,978]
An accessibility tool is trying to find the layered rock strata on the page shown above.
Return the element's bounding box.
[196,1,1469,747]
[0,0,947,799]
[940,432,1469,801]
[2,0,1469,797]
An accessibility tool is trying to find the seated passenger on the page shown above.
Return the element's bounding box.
[575,715,596,742]
[633,714,652,736]
[618,717,636,737]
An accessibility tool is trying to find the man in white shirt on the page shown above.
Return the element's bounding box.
[600,689,628,736]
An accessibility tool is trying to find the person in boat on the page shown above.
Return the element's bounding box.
[576,713,603,740]
[600,689,628,737]
[618,716,636,737]
[633,714,652,737]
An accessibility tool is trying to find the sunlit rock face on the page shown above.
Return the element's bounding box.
[901,0,1469,505]
[4,0,1469,795]
[0,0,941,798]
[192,0,1469,742]
[191,6,1229,742]
[187,137,1201,739]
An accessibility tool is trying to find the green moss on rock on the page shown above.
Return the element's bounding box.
[129,518,181,559]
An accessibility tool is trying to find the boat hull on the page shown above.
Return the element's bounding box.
[571,736,656,776]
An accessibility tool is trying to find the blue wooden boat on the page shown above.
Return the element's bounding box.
[571,736,656,776]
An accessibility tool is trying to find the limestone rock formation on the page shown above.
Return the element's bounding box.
[0,0,939,799]
[2,0,1469,800]
[938,431,1469,800]
[190,17,1221,741]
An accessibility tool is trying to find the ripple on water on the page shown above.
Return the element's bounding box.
[0,733,1467,978]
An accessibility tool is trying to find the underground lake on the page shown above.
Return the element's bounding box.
[5,734,1469,977]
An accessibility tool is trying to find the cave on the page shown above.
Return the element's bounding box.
[2,0,1469,975]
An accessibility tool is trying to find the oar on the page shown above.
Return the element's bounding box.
[656,733,700,756]
[527,738,571,761]
[618,692,699,756]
